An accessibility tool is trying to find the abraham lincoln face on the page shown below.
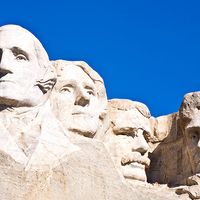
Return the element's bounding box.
[179,92,200,175]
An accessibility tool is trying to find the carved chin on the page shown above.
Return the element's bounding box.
[68,115,99,137]
[0,84,44,107]
[122,163,147,182]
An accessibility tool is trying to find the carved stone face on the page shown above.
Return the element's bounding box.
[179,92,200,174]
[104,100,151,182]
[0,28,45,107]
[52,62,106,137]
[184,118,200,174]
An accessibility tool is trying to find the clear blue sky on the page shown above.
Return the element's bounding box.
[1,0,200,117]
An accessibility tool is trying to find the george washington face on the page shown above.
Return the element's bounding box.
[0,27,48,107]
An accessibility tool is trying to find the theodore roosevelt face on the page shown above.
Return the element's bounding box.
[104,100,151,182]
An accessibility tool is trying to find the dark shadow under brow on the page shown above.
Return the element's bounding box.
[85,85,94,91]
[11,47,29,60]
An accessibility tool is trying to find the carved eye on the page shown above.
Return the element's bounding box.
[60,88,70,93]
[87,90,94,96]
[192,133,198,139]
[85,86,95,96]
[190,131,199,142]
[60,84,73,94]
[16,54,28,61]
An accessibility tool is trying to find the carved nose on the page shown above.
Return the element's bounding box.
[132,130,149,155]
[0,48,2,63]
[0,49,12,75]
[74,96,89,107]
[134,139,149,155]
[187,112,200,130]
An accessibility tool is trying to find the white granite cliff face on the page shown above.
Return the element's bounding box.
[0,24,198,200]
[147,92,200,199]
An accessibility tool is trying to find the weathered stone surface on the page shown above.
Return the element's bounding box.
[50,60,107,138]
[179,92,200,176]
[99,99,152,182]
[175,92,200,199]
[147,113,185,185]
[0,24,198,200]
[0,138,185,200]
[147,92,200,199]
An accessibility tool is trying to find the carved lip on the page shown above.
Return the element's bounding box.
[121,152,150,167]
[0,80,14,83]
[123,162,145,171]
[0,80,8,82]
[122,163,147,181]
[72,109,92,115]
[72,112,87,115]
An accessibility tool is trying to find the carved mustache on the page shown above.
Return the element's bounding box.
[121,152,150,167]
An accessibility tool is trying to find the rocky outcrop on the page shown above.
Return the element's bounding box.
[0,24,198,199]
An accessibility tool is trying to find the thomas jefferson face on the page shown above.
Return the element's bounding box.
[52,64,104,137]
[104,100,151,182]
[0,28,44,107]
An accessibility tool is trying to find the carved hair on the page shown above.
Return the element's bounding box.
[108,99,151,118]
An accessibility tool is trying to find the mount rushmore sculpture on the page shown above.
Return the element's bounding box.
[0,24,199,200]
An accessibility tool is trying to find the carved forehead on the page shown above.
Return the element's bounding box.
[52,60,107,101]
[179,92,200,120]
[0,24,49,62]
[108,99,151,134]
[182,92,200,108]
[55,63,94,85]
[108,99,151,118]
[52,60,103,82]
[0,30,35,55]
